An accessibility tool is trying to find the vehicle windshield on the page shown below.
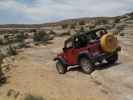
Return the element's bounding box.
[86,29,107,42]
[64,40,73,49]
[74,34,88,48]
[96,29,107,38]
[63,29,107,49]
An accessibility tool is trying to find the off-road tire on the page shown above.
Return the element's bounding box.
[56,60,67,74]
[106,53,118,64]
[79,57,94,74]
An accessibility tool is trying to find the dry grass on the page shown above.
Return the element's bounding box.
[24,95,45,100]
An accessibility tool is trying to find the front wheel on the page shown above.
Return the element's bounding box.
[79,57,94,74]
[56,60,67,74]
[106,53,118,64]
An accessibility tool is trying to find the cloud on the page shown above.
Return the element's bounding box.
[0,0,132,24]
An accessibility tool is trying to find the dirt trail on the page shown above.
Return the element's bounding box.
[0,36,133,100]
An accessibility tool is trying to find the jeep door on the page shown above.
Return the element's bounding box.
[63,40,77,65]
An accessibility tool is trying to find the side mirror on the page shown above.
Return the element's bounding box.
[63,48,67,52]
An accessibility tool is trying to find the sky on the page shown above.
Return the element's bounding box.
[0,0,133,24]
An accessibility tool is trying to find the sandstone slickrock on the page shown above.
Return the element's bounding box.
[0,12,132,100]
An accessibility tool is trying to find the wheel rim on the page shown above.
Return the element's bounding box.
[56,62,64,73]
[80,58,91,72]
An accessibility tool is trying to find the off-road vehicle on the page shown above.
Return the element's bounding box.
[54,28,121,74]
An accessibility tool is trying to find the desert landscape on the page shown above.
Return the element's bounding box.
[0,12,132,100]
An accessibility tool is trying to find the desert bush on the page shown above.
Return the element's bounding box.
[129,17,133,20]
[119,32,125,36]
[48,35,55,40]
[16,32,25,42]
[79,21,85,25]
[48,30,56,35]
[7,45,17,56]
[24,95,44,100]
[33,31,49,43]
[79,26,85,32]
[70,24,76,29]
[89,25,96,29]
[114,18,120,23]
[18,42,26,48]
[3,34,10,45]
[112,31,119,35]
[30,29,37,33]
[42,34,49,42]
[62,24,68,29]
[95,19,108,25]
[0,53,6,84]
[0,38,3,45]
[61,32,70,36]
[7,89,20,99]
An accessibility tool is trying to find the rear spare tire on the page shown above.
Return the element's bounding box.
[100,33,118,53]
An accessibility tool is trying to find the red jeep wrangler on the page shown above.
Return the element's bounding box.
[54,28,121,74]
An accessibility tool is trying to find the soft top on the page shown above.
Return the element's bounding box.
[66,28,107,42]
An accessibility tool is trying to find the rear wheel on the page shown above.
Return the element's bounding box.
[106,53,118,64]
[56,60,67,74]
[79,57,94,74]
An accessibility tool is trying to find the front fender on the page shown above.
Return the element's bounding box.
[54,56,67,66]
[77,51,91,63]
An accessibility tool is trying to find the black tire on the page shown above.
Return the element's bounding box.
[79,57,94,74]
[106,53,118,64]
[56,60,67,74]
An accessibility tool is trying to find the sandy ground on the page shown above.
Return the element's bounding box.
[0,36,133,100]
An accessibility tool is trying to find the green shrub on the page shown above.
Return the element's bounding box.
[7,45,17,56]
[120,33,125,36]
[89,25,96,29]
[33,31,49,43]
[49,30,56,35]
[0,53,6,84]
[62,24,68,29]
[24,95,44,100]
[96,19,108,25]
[61,32,70,36]
[70,24,76,29]
[16,32,25,42]
[114,18,120,23]
[0,38,3,45]
[79,21,85,25]
[79,27,85,32]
